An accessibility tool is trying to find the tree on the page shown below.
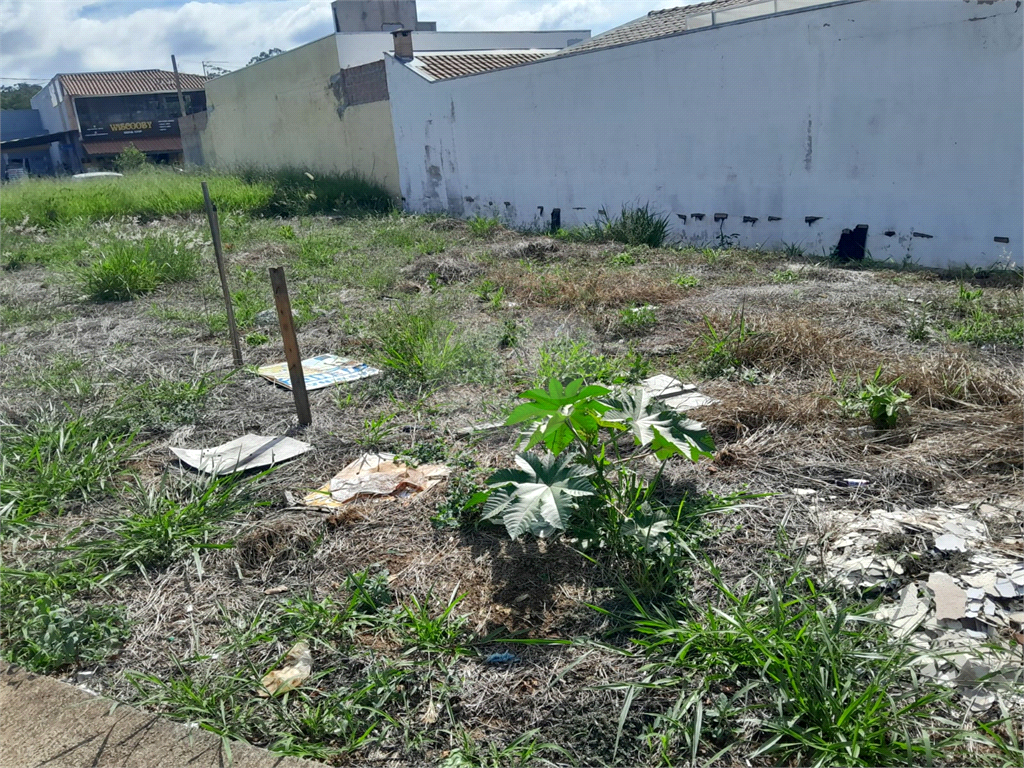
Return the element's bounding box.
[0,83,43,111]
[247,48,283,66]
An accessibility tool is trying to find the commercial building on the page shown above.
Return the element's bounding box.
[386,0,1022,269]
[181,0,588,196]
[30,69,206,173]
[0,109,55,179]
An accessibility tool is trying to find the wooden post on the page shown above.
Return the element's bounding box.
[201,181,243,367]
[268,267,312,426]
[171,55,187,116]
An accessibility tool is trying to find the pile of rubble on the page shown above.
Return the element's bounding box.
[800,496,1024,712]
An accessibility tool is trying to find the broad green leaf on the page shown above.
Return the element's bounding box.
[603,388,715,462]
[483,452,595,540]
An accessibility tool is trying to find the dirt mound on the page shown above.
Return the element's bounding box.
[402,254,481,285]
[495,238,560,260]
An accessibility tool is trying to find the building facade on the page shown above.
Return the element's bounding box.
[180,0,588,196]
[386,0,1023,269]
[30,69,206,173]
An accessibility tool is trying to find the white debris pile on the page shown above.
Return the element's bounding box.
[802,498,1024,713]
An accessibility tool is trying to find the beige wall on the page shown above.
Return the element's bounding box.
[193,35,400,195]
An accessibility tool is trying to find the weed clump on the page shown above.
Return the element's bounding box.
[537,337,650,385]
[237,168,395,217]
[81,234,203,301]
[0,408,137,533]
[370,298,496,384]
[113,143,148,174]
[555,203,671,248]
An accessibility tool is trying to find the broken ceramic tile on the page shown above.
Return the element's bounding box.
[934,533,967,552]
[928,571,967,623]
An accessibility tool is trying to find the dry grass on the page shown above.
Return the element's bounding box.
[3,212,1022,767]
[489,261,683,311]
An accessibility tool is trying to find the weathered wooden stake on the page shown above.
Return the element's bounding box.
[201,181,243,367]
[268,267,312,426]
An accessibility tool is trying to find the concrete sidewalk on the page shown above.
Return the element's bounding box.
[0,664,324,768]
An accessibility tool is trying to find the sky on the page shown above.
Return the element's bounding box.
[0,0,685,82]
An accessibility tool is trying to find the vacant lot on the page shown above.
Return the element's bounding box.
[1,171,1022,767]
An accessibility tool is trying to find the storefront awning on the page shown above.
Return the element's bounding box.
[81,137,182,156]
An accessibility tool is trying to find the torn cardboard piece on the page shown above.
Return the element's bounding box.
[641,374,717,411]
[303,453,449,509]
[258,354,380,391]
[257,641,312,697]
[170,434,310,475]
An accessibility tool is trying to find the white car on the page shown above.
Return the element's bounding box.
[71,172,124,181]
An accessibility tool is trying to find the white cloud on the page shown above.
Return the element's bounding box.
[0,0,691,82]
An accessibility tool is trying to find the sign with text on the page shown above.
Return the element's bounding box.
[82,118,179,140]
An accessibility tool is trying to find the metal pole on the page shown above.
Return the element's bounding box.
[268,267,312,426]
[171,55,188,116]
[201,182,243,367]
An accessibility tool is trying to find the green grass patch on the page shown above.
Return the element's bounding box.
[607,566,955,767]
[537,336,650,385]
[81,233,204,301]
[237,168,394,217]
[0,408,137,535]
[370,298,497,384]
[117,371,229,428]
[72,474,257,576]
[1,169,273,227]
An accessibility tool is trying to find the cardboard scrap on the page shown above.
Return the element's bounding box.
[258,354,380,391]
[170,434,310,475]
[257,641,311,697]
[641,374,717,411]
[303,453,450,509]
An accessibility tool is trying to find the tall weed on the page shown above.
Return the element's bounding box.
[371,299,495,384]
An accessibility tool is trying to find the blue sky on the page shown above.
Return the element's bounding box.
[0,0,682,82]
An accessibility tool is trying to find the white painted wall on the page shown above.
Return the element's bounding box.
[387,0,1023,269]
[336,30,590,68]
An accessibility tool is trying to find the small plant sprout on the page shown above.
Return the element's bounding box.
[770,268,801,284]
[468,215,502,238]
[619,304,657,332]
[834,367,911,429]
[858,368,911,429]
[673,273,699,288]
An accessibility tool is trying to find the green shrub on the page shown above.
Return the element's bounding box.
[113,143,148,173]
[474,379,714,597]
[833,367,910,429]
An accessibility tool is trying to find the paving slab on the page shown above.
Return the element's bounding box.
[0,664,324,768]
